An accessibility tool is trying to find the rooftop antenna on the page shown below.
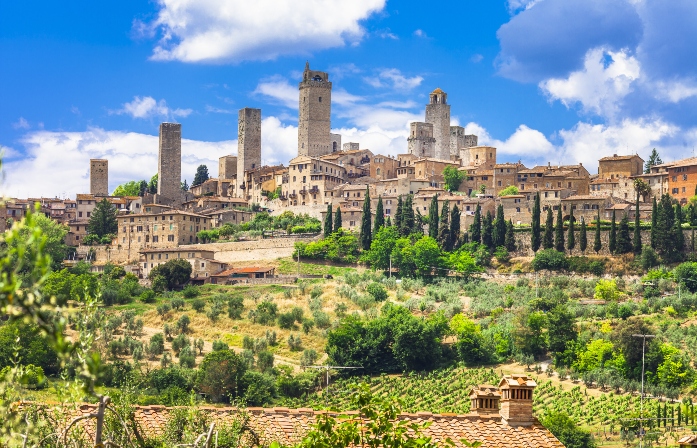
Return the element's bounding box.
[306,365,362,407]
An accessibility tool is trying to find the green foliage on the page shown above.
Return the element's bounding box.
[149,259,193,290]
[674,261,697,293]
[443,165,465,192]
[360,187,372,251]
[366,282,388,302]
[531,192,541,252]
[437,200,452,250]
[192,164,209,187]
[555,206,565,252]
[324,204,333,238]
[112,180,143,197]
[0,323,59,375]
[532,249,568,271]
[594,279,620,301]
[87,198,118,239]
[197,350,247,403]
[544,208,554,250]
[428,195,439,239]
[498,185,519,196]
[191,298,205,312]
[540,411,596,448]
[644,148,662,174]
[295,229,360,263]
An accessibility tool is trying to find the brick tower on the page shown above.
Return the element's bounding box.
[425,88,451,161]
[89,159,109,196]
[237,108,262,198]
[157,122,182,201]
[298,62,332,157]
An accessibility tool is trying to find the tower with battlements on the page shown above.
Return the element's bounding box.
[407,122,436,157]
[237,108,262,197]
[425,88,451,161]
[157,123,182,202]
[90,159,108,196]
[298,62,332,157]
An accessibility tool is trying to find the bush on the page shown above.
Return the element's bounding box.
[197,350,247,403]
[532,249,569,271]
[227,296,245,319]
[149,258,192,290]
[178,346,196,368]
[287,334,303,351]
[171,334,190,355]
[300,349,318,367]
[674,262,697,293]
[156,303,171,317]
[148,333,165,357]
[242,371,276,406]
[176,315,191,333]
[171,297,185,310]
[255,300,278,325]
[640,246,660,270]
[256,350,275,373]
[212,340,229,351]
[192,298,206,312]
[278,312,297,330]
[139,289,156,303]
[148,367,194,392]
[182,285,200,298]
[567,257,605,276]
[594,279,621,301]
[366,283,388,302]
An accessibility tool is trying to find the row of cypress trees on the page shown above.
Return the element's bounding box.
[468,203,516,252]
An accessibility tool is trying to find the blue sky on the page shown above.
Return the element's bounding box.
[2,0,697,197]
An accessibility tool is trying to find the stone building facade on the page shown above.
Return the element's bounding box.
[598,154,644,179]
[330,133,342,153]
[139,248,227,280]
[407,122,436,157]
[237,108,262,199]
[449,126,478,160]
[424,88,451,161]
[298,62,332,157]
[283,155,347,206]
[370,154,399,180]
[89,159,108,196]
[219,155,237,180]
[157,123,182,203]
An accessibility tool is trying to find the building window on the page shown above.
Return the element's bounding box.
[516,207,521,213]
[153,236,159,243]
[673,188,679,194]
[78,212,83,218]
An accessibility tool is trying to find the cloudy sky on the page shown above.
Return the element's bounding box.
[2,0,697,197]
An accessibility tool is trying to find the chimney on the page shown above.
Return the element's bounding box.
[498,374,537,426]
[547,162,551,167]
[469,385,501,416]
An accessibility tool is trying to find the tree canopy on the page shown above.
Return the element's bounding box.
[442,166,465,192]
[192,165,210,187]
[87,198,118,239]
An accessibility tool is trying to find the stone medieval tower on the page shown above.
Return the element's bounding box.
[425,88,451,161]
[298,62,332,157]
[157,122,182,202]
[237,108,262,197]
[407,122,436,157]
[89,159,109,196]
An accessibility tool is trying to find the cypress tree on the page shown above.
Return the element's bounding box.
[567,207,575,252]
[470,204,482,243]
[617,214,632,254]
[334,206,342,232]
[691,203,697,226]
[428,194,439,239]
[385,216,392,227]
[609,210,617,254]
[531,192,541,252]
[482,211,493,249]
[438,200,452,250]
[395,196,403,231]
[579,216,587,254]
[493,204,506,248]
[505,219,516,252]
[359,187,372,250]
[414,208,425,235]
[633,196,642,254]
[672,205,685,261]
[655,194,674,260]
[554,206,565,252]
[374,196,385,233]
[543,208,554,249]
[450,204,461,249]
[651,196,658,249]
[323,204,333,237]
[594,210,602,253]
[401,195,415,236]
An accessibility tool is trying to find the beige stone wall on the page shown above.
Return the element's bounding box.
[157,123,182,202]
[425,91,451,161]
[298,66,332,157]
[237,108,262,199]
[89,159,108,196]
[219,155,237,180]
[408,122,436,158]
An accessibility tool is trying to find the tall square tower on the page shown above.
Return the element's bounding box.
[237,108,262,197]
[425,88,451,161]
[157,122,182,201]
[219,155,238,180]
[298,62,332,157]
[89,159,109,196]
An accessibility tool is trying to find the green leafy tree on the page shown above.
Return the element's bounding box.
[196,350,247,403]
[428,195,439,239]
[395,196,403,230]
[513,309,547,358]
[493,204,506,249]
[450,204,461,249]
[112,180,142,197]
[334,206,342,232]
[87,198,118,239]
[616,214,632,254]
[437,200,451,250]
[505,219,515,252]
[566,207,575,252]
[633,197,642,254]
[363,226,399,270]
[644,148,663,173]
[413,236,442,278]
[181,179,189,191]
[594,210,602,253]
[149,258,192,290]
[192,164,209,187]
[443,165,465,192]
[531,192,542,252]
[579,217,587,254]
[541,411,597,448]
[360,187,372,250]
[323,204,333,237]
[6,212,68,271]
[148,174,158,194]
[400,195,415,236]
[547,305,577,367]
[374,196,384,232]
[555,206,565,252]
[470,204,481,243]
[498,185,519,196]
[543,208,554,250]
[482,211,493,249]
[453,317,490,365]
[447,250,483,279]
[138,180,148,196]
[609,210,617,254]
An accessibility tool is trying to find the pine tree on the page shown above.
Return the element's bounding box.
[359,187,372,250]
[650,196,658,249]
[531,192,541,252]
[334,207,342,232]
[438,200,452,250]
[609,210,617,254]
[414,208,425,234]
[401,195,415,236]
[385,216,392,227]
[644,148,663,174]
[482,211,493,249]
[450,204,461,249]
[139,180,148,196]
[505,219,515,252]
[594,210,602,253]
[87,198,118,238]
[617,214,632,254]
[567,207,575,252]
[554,206,565,252]
[192,164,210,186]
[470,204,482,243]
[181,179,189,191]
[395,196,403,231]
[493,204,506,248]
[374,196,385,233]
[633,196,642,254]
[428,194,439,239]
[324,204,333,237]
[543,208,554,249]
[579,217,587,254]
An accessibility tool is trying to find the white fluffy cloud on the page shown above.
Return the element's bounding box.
[364,69,423,91]
[540,47,641,118]
[12,117,30,130]
[145,0,386,63]
[112,96,193,119]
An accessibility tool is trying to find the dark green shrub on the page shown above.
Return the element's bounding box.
[277,312,297,330]
[191,298,206,312]
[182,285,200,298]
[366,282,388,302]
[532,249,569,271]
[227,295,244,319]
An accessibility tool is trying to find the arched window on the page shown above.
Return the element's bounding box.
[333,142,337,151]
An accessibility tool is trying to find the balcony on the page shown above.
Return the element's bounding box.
[289,193,297,199]
[299,188,308,195]
[309,186,320,194]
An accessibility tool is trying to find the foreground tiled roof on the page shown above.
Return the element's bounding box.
[51,404,564,448]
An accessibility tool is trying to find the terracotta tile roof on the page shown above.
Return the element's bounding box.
[561,195,607,201]
[46,404,563,448]
[599,154,642,161]
[212,266,274,276]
